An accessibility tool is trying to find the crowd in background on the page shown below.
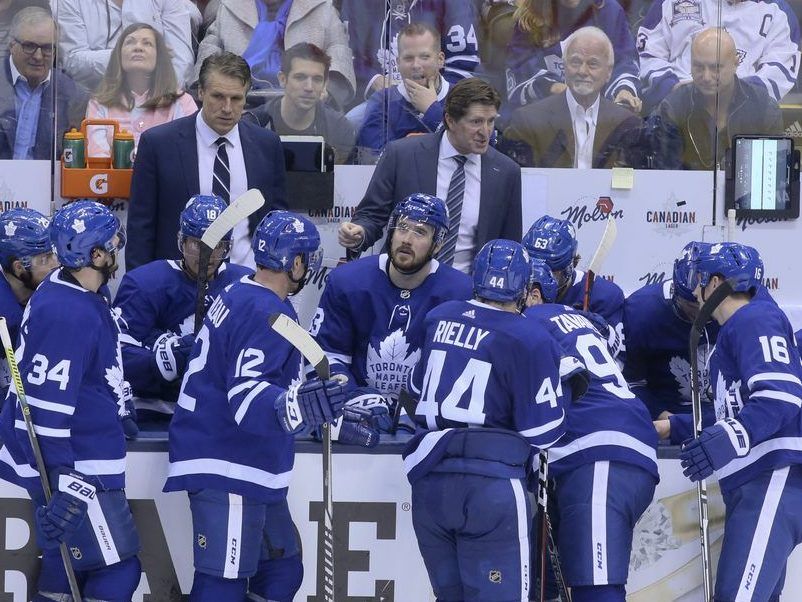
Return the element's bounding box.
[0,0,800,170]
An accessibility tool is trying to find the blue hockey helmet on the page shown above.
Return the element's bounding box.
[528,257,559,303]
[522,215,578,274]
[50,201,125,269]
[252,210,321,272]
[179,195,230,240]
[672,241,709,302]
[473,239,532,303]
[687,242,764,295]
[388,193,450,246]
[0,208,52,269]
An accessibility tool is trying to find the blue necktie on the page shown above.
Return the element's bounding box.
[438,154,467,265]
[212,137,230,203]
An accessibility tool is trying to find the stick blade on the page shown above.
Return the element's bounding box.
[269,313,329,379]
[201,189,266,248]
[587,216,617,275]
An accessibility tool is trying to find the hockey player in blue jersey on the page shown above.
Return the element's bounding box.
[655,242,802,601]
[113,194,251,422]
[523,214,625,342]
[623,241,718,422]
[164,210,350,602]
[0,201,141,601]
[312,193,472,419]
[525,259,658,602]
[0,208,58,398]
[403,239,585,601]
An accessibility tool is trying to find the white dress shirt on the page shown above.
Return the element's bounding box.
[436,133,481,274]
[195,112,254,267]
[566,90,600,169]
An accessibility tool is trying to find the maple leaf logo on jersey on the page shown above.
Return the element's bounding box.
[365,329,420,399]
[669,346,710,402]
[4,221,16,236]
[105,363,128,415]
[72,219,86,234]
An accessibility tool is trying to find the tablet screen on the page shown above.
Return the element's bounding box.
[733,137,793,211]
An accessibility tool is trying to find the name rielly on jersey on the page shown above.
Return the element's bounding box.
[432,321,490,351]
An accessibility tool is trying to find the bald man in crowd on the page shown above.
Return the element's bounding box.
[649,27,784,170]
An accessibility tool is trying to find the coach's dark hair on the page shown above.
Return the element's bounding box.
[199,52,252,90]
[444,78,501,128]
[397,22,442,48]
[281,43,331,79]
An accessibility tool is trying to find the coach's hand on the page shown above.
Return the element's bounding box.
[680,418,751,481]
[338,222,366,250]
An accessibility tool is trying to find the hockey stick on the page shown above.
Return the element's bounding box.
[0,318,83,602]
[194,189,266,334]
[535,448,571,602]
[688,278,734,602]
[268,313,335,602]
[582,213,618,312]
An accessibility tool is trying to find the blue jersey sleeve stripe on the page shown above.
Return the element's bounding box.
[519,410,565,438]
[716,436,802,480]
[750,389,802,407]
[233,382,271,425]
[16,420,70,438]
[74,457,126,476]
[747,372,802,389]
[26,395,76,415]
[227,380,259,400]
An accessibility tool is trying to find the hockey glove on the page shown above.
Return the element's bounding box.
[117,380,138,439]
[680,418,751,481]
[34,470,94,550]
[344,387,393,432]
[153,332,194,382]
[275,377,347,434]
[314,387,392,447]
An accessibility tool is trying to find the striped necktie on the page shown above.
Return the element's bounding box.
[212,137,230,203]
[438,154,467,265]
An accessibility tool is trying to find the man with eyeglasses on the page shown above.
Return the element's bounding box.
[112,195,252,426]
[0,6,87,160]
[311,194,472,435]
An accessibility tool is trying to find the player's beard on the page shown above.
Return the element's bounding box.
[389,243,430,275]
[17,269,36,292]
[97,252,119,285]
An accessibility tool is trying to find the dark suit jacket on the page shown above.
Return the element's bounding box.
[503,92,642,168]
[352,131,522,253]
[0,62,87,160]
[126,114,287,270]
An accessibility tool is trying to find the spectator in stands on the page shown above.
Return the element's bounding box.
[126,52,287,271]
[503,26,641,168]
[0,7,87,160]
[243,42,355,164]
[649,28,785,170]
[193,0,356,109]
[355,22,449,162]
[341,0,480,116]
[57,0,194,90]
[86,23,197,158]
[505,0,641,113]
[638,0,800,113]
[0,0,49,63]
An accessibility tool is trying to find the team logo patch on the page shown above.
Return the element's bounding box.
[197,533,207,549]
[670,0,703,25]
[72,218,86,234]
[291,218,305,233]
[489,570,502,583]
[70,546,82,560]
[3,221,16,236]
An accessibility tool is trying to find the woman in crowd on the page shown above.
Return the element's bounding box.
[86,23,198,157]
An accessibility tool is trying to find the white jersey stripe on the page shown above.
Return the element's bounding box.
[592,461,610,585]
[168,458,293,490]
[228,380,259,401]
[15,420,70,438]
[510,478,530,601]
[747,372,802,390]
[403,429,453,475]
[717,437,802,480]
[224,493,244,579]
[25,395,75,415]
[735,467,789,601]
[519,411,565,439]
[548,431,657,465]
[0,444,38,478]
[74,458,127,476]
[750,389,802,407]
[234,382,270,424]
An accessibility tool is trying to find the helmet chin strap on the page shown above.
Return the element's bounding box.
[287,260,310,296]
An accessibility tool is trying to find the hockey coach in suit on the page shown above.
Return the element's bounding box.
[126,52,287,270]
[338,77,522,274]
